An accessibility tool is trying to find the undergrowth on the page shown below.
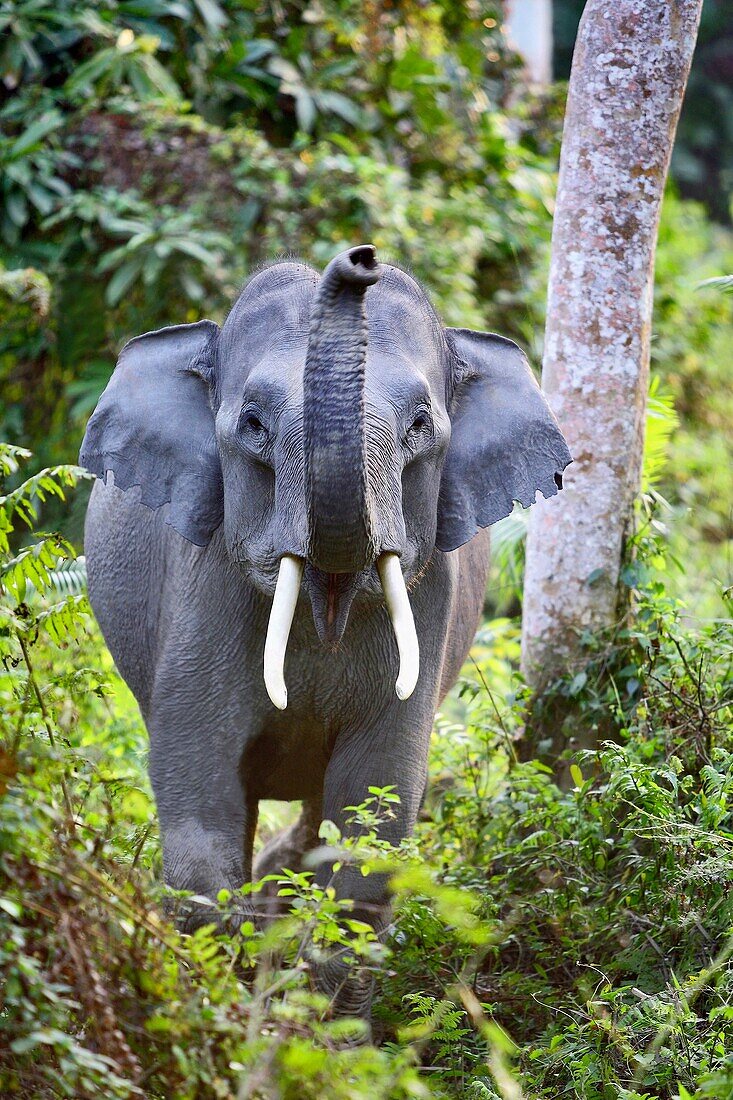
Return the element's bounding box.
[1,445,732,1099]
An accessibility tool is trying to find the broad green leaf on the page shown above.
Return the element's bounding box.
[10,111,62,158]
[105,258,142,305]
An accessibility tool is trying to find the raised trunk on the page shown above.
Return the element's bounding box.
[519,0,702,774]
[303,246,382,574]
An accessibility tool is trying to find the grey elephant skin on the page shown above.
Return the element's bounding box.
[80,245,571,1016]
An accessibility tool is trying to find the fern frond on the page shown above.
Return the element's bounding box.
[46,556,88,596]
[0,443,32,479]
[697,274,733,292]
[2,536,76,603]
[34,594,90,644]
[18,556,88,600]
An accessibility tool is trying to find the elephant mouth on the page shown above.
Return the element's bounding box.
[303,565,364,648]
[262,553,419,711]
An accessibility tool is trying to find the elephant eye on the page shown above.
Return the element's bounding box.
[240,407,269,449]
[404,409,431,443]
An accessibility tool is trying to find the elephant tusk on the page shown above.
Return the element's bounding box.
[377,552,420,701]
[264,555,304,710]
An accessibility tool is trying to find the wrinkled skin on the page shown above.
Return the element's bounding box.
[82,248,570,1019]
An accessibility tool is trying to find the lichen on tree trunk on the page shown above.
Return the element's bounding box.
[520,0,703,769]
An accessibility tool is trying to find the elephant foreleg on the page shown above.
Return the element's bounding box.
[148,699,256,934]
[314,717,431,1017]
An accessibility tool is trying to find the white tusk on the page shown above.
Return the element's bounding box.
[377,553,420,701]
[264,555,304,710]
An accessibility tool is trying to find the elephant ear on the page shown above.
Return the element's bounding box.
[436,328,572,553]
[80,320,223,547]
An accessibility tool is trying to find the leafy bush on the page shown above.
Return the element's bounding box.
[377,505,733,1097]
[651,193,733,617]
[0,446,424,1097]
[0,266,65,466]
[2,439,731,1099]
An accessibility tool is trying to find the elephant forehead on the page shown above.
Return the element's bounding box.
[248,349,308,397]
[365,305,445,399]
[365,271,443,362]
[236,260,319,308]
[219,342,308,409]
[365,348,430,394]
[222,264,318,351]
[219,285,313,403]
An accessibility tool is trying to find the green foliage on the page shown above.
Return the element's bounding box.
[384,511,733,1097]
[0,108,72,244]
[0,265,67,471]
[5,442,730,1097]
[651,193,733,617]
[64,28,183,106]
[0,452,429,1097]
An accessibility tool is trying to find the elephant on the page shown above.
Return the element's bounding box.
[80,244,571,1018]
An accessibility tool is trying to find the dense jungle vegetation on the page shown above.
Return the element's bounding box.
[1,1,732,1096]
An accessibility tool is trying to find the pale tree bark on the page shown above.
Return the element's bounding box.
[504,0,553,86]
[520,0,702,767]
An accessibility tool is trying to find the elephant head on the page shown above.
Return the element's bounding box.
[81,246,571,708]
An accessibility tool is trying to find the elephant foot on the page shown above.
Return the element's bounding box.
[313,949,376,1026]
[163,892,256,937]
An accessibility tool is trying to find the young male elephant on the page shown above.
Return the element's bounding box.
[81,246,571,1017]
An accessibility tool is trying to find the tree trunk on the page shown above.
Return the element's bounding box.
[504,0,553,86]
[520,0,702,771]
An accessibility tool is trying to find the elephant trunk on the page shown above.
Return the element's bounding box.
[302,245,382,574]
[263,245,421,709]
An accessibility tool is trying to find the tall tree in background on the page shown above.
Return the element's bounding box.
[520,0,703,769]
[553,0,733,223]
